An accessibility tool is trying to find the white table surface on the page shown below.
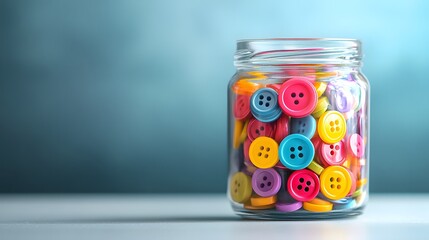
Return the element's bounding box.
[0,194,428,239]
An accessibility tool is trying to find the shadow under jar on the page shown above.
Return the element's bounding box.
[227,38,369,220]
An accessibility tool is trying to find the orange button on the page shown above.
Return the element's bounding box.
[250,195,277,206]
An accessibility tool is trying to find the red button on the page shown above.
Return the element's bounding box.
[278,78,317,118]
[247,119,275,141]
[319,140,346,166]
[274,114,289,143]
[287,169,320,202]
[233,95,251,120]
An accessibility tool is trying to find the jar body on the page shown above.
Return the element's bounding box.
[227,39,369,219]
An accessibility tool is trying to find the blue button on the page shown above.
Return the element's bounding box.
[250,88,282,122]
[332,198,357,210]
[290,115,316,139]
[279,134,314,170]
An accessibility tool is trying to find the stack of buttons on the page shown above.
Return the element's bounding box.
[230,74,367,214]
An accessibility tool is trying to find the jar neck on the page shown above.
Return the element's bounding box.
[234,38,362,70]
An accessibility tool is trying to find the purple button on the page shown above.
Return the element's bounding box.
[327,81,354,113]
[275,201,303,212]
[251,168,281,197]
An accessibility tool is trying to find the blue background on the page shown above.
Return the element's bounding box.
[0,0,428,193]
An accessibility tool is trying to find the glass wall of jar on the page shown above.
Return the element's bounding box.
[227,39,369,219]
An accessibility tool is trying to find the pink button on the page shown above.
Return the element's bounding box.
[348,133,365,158]
[274,114,289,143]
[287,169,320,202]
[233,95,251,120]
[247,119,275,141]
[319,140,346,166]
[278,78,317,118]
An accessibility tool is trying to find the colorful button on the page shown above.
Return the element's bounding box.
[250,195,277,206]
[303,198,333,212]
[333,198,357,210]
[278,77,318,118]
[252,168,281,197]
[275,201,302,212]
[230,172,252,203]
[318,111,347,144]
[318,140,346,166]
[250,88,282,122]
[311,96,329,119]
[233,95,251,120]
[249,137,279,169]
[326,81,355,113]
[233,120,244,149]
[307,161,324,175]
[320,166,352,200]
[279,134,314,170]
[232,80,263,96]
[290,115,316,139]
[287,169,320,202]
[274,114,289,143]
[247,119,275,141]
[348,133,365,158]
[314,81,327,97]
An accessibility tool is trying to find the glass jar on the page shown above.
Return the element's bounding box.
[227,38,369,219]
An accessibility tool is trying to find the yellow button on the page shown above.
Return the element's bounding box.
[250,195,277,206]
[307,161,324,175]
[233,120,244,149]
[313,82,327,97]
[249,137,279,169]
[239,120,249,144]
[230,172,252,203]
[320,166,352,200]
[318,111,346,144]
[303,198,333,212]
[232,80,263,96]
[312,96,329,119]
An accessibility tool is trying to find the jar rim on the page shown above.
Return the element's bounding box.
[235,38,362,67]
